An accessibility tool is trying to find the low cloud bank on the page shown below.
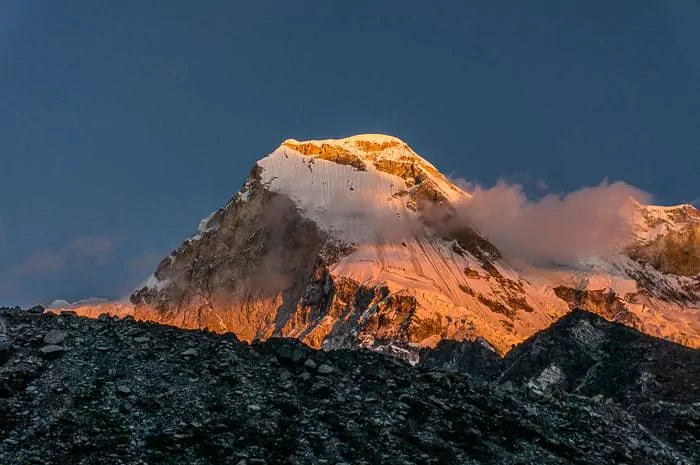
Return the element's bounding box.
[452,179,652,265]
[15,236,114,277]
[47,297,110,309]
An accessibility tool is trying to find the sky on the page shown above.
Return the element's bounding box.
[1,1,699,306]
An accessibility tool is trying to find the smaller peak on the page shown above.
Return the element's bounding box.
[276,134,468,202]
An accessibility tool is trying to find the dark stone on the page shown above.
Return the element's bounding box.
[0,308,695,465]
[38,344,66,359]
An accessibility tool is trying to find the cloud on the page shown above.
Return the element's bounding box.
[15,236,114,277]
[291,171,652,267]
[15,254,63,276]
[450,179,652,265]
[691,198,700,208]
[302,187,421,243]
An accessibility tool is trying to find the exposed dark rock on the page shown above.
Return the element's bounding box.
[42,330,67,345]
[38,344,65,359]
[553,286,642,327]
[420,310,700,462]
[27,305,45,314]
[316,363,334,375]
[419,337,503,377]
[628,206,700,277]
[283,141,368,171]
[0,308,696,464]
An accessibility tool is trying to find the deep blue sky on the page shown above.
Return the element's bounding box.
[1,1,699,306]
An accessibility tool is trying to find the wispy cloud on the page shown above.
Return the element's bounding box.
[15,254,63,276]
[449,179,652,265]
[15,236,114,277]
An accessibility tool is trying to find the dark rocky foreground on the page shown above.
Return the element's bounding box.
[0,309,698,465]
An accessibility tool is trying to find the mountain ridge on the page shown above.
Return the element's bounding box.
[51,135,700,355]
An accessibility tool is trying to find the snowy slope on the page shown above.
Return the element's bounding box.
[117,134,700,354]
[251,135,573,351]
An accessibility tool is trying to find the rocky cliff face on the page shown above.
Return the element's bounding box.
[629,204,700,276]
[131,165,330,342]
[96,134,697,355]
[548,203,700,346]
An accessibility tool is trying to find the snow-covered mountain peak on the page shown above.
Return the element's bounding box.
[64,135,698,357]
[277,134,466,205]
[253,135,471,247]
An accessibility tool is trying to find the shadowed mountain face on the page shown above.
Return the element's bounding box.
[421,310,700,399]
[55,135,700,356]
[500,310,699,403]
[0,308,698,464]
[420,310,700,459]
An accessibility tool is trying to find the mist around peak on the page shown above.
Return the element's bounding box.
[450,179,652,266]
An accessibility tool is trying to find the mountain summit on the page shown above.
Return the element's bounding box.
[105,135,698,355]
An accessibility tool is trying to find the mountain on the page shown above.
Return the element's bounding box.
[419,310,700,460]
[421,309,699,402]
[0,308,697,464]
[546,202,700,346]
[67,134,699,355]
